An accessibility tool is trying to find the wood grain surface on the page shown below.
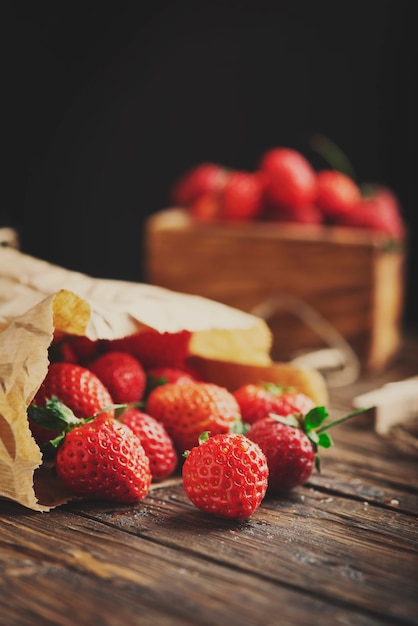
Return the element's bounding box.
[1,336,417,626]
[145,209,406,370]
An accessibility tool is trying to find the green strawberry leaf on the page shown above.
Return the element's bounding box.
[27,396,80,430]
[307,429,319,446]
[198,431,210,445]
[260,382,285,396]
[318,432,333,449]
[40,432,67,454]
[230,417,248,434]
[303,406,329,431]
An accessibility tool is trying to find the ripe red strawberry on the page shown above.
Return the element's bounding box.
[190,170,264,222]
[220,170,264,221]
[55,414,151,503]
[119,407,178,482]
[29,362,115,445]
[262,202,322,225]
[247,406,368,493]
[145,366,197,396]
[49,335,101,364]
[259,147,317,210]
[171,162,228,207]
[335,185,405,238]
[106,330,192,370]
[190,192,221,222]
[88,351,146,403]
[147,367,197,386]
[316,170,361,220]
[146,382,241,453]
[233,383,316,426]
[246,417,315,492]
[182,432,268,519]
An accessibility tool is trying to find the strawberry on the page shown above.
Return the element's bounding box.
[259,147,317,210]
[145,366,197,396]
[262,202,322,225]
[146,381,242,454]
[315,170,361,221]
[170,162,228,207]
[190,170,264,222]
[233,383,316,426]
[246,417,315,492]
[29,362,114,445]
[119,407,178,482]
[88,351,146,403]
[219,170,265,221]
[190,192,222,222]
[182,432,268,519]
[247,406,368,493]
[28,397,152,502]
[106,330,192,370]
[147,367,197,386]
[67,335,102,364]
[49,336,102,365]
[57,416,151,503]
[335,185,405,238]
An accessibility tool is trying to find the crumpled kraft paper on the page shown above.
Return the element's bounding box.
[0,247,328,511]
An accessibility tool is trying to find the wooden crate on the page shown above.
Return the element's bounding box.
[144,208,406,371]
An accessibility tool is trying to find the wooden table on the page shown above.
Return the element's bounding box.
[1,336,417,626]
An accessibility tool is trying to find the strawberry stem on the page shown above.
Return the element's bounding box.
[316,407,372,434]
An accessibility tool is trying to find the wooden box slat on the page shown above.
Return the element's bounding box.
[144,209,406,371]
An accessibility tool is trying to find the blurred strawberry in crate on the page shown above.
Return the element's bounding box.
[334,184,406,238]
[171,162,228,207]
[189,169,265,222]
[168,138,406,239]
[315,170,362,221]
[262,201,322,225]
[259,147,317,212]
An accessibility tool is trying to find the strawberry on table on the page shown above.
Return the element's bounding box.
[247,406,369,493]
[233,383,316,426]
[146,367,197,386]
[182,432,268,519]
[246,416,315,492]
[88,351,146,404]
[29,362,115,445]
[119,407,178,482]
[49,335,102,365]
[106,330,192,370]
[28,398,152,503]
[56,415,151,503]
[145,366,197,397]
[146,381,242,454]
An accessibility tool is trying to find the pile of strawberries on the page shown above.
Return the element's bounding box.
[28,331,364,520]
[170,146,405,238]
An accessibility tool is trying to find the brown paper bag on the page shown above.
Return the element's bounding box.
[0,248,327,511]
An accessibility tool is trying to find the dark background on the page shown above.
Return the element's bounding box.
[3,0,417,329]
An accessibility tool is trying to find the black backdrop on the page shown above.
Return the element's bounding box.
[3,0,417,328]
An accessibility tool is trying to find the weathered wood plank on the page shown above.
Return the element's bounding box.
[0,501,392,626]
[68,483,417,623]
